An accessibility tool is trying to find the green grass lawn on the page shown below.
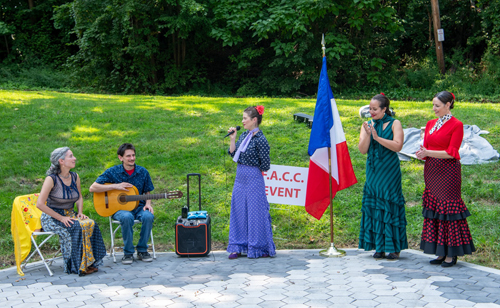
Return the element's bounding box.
[1,90,499,269]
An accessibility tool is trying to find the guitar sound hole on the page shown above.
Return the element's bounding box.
[118,194,127,204]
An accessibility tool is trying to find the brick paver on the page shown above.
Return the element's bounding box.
[1,249,500,307]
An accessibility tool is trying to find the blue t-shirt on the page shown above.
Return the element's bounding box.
[95,164,154,208]
[229,130,271,172]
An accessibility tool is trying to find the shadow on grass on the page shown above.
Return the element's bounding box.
[1,90,499,269]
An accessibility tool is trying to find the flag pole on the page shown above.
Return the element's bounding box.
[319,34,346,258]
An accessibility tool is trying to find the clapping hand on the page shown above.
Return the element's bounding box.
[370,124,379,140]
[363,122,372,135]
[416,145,427,159]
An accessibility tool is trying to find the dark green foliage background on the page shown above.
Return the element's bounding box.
[1,0,500,99]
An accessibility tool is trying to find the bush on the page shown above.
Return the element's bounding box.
[0,64,73,91]
[406,66,439,90]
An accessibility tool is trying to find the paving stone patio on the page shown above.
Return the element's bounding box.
[1,249,500,307]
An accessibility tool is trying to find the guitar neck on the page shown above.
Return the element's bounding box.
[125,193,172,202]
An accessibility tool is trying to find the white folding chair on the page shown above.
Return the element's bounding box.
[12,193,62,277]
[21,232,62,276]
[109,217,156,262]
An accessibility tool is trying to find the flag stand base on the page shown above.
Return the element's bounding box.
[319,243,346,258]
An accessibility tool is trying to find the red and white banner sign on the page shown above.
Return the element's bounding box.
[263,164,309,206]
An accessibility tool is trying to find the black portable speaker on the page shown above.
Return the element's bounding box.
[175,173,211,256]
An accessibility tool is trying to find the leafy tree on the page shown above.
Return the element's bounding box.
[1,0,499,96]
[0,20,13,57]
[53,0,216,93]
[211,0,404,95]
[0,0,74,65]
[476,0,500,55]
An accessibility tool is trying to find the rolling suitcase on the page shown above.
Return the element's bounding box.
[175,173,211,257]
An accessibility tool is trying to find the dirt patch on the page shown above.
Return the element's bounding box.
[4,176,43,191]
[483,179,500,184]
[0,254,17,269]
[473,199,499,207]
[406,201,420,207]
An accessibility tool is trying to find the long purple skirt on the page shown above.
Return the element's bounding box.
[227,164,276,258]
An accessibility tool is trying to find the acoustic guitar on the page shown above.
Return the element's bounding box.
[93,184,183,217]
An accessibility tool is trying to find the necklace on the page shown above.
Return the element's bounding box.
[59,173,70,179]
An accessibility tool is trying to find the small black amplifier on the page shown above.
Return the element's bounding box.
[175,173,211,257]
[175,217,211,256]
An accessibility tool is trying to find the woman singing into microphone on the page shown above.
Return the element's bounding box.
[227,105,276,259]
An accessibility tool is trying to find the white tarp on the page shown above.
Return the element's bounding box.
[398,125,499,165]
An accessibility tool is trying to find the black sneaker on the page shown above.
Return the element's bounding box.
[137,251,153,262]
[122,254,134,265]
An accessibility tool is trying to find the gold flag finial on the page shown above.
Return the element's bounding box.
[321,34,326,57]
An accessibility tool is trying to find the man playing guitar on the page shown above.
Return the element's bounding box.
[89,143,155,265]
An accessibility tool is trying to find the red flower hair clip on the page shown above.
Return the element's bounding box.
[380,92,385,96]
[255,105,265,115]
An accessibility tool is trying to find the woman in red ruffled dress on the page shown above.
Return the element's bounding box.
[416,91,475,267]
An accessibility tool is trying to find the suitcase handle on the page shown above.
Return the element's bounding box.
[187,173,201,211]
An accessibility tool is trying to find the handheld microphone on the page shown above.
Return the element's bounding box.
[224,126,241,138]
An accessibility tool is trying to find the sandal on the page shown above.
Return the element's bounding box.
[373,252,385,259]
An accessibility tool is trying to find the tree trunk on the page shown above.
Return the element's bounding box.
[4,35,9,55]
[148,36,157,85]
[182,38,185,63]
[176,1,181,67]
[150,54,157,85]
[27,0,36,24]
[134,18,139,43]
[172,33,177,67]
[177,31,181,67]
[428,11,432,42]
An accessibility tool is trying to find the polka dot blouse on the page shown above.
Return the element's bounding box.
[229,130,271,172]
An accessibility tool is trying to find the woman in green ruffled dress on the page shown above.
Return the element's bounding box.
[358,94,408,260]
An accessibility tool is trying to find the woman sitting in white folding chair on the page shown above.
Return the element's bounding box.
[37,147,106,276]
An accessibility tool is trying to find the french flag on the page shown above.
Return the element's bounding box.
[305,57,357,220]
